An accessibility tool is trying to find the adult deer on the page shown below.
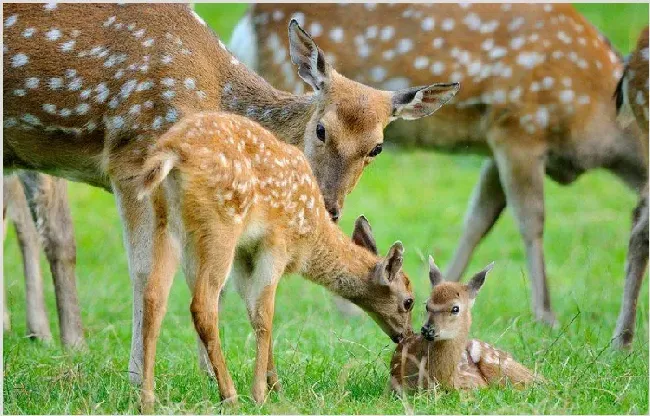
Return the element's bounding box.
[3,4,457,383]
[613,27,649,349]
[3,172,84,349]
[233,3,647,326]
[136,111,415,407]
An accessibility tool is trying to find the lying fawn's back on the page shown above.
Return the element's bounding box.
[242,3,623,149]
[144,112,327,237]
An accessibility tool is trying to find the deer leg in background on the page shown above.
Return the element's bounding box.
[4,175,52,342]
[20,172,85,349]
[613,189,648,349]
[4,184,11,333]
[446,160,507,282]
[490,137,556,327]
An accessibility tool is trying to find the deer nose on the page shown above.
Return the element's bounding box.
[421,324,436,341]
[327,206,340,222]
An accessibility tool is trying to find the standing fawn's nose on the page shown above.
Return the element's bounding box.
[327,206,340,222]
[421,324,436,340]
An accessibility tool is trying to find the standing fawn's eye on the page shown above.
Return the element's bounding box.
[316,123,326,142]
[451,306,460,314]
[368,143,383,157]
[404,298,414,311]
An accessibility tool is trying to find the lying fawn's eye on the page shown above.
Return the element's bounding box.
[404,298,414,311]
[316,123,326,142]
[451,306,460,314]
[368,143,382,157]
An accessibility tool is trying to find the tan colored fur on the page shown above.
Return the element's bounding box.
[135,112,415,409]
[241,3,648,327]
[390,258,543,394]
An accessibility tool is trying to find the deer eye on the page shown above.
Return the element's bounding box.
[368,143,382,157]
[451,306,460,314]
[316,123,326,142]
[403,298,414,311]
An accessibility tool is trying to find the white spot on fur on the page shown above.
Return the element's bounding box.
[414,56,429,69]
[432,38,444,49]
[441,18,455,31]
[430,62,445,75]
[559,90,575,103]
[489,47,507,60]
[25,77,39,89]
[380,26,395,41]
[11,53,29,67]
[382,77,410,90]
[75,103,90,115]
[5,15,17,28]
[329,27,344,43]
[421,17,435,31]
[516,51,544,69]
[396,38,413,54]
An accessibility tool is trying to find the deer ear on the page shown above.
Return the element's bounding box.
[352,215,378,255]
[390,83,460,121]
[288,19,331,93]
[385,241,404,282]
[428,255,443,287]
[467,262,494,299]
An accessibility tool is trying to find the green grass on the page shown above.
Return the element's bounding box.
[4,3,649,415]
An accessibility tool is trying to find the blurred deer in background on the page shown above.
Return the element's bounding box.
[232,3,647,327]
[390,256,543,394]
[135,112,415,407]
[612,26,649,349]
[3,4,456,384]
[3,172,85,349]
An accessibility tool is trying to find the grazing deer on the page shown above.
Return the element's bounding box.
[233,3,647,327]
[3,4,457,384]
[135,111,415,407]
[612,27,649,349]
[3,172,85,349]
[390,256,543,394]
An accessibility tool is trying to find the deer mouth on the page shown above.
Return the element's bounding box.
[391,333,404,343]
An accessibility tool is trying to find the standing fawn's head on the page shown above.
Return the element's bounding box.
[421,257,494,342]
[287,20,460,221]
[349,216,414,342]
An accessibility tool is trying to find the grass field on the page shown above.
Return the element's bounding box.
[3,4,649,415]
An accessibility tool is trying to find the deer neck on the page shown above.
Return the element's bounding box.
[301,220,377,300]
[220,66,315,148]
[430,334,469,387]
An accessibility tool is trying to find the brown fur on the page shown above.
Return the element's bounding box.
[390,258,543,394]
[241,3,647,327]
[135,112,415,408]
[613,27,649,349]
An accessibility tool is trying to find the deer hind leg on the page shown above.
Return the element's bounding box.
[189,221,240,404]
[4,174,52,342]
[613,189,649,349]
[235,244,287,404]
[141,187,180,413]
[446,159,507,282]
[20,172,85,349]
[3,193,10,332]
[491,138,556,327]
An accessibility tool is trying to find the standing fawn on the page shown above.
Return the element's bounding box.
[135,111,415,407]
[3,4,457,383]
[390,256,543,394]
[233,3,647,327]
[3,172,85,349]
[612,27,649,349]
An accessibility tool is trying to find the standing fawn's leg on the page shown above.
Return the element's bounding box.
[141,188,180,412]
[446,159,507,282]
[613,190,649,349]
[20,172,85,349]
[113,180,154,385]
[3,199,10,332]
[189,223,239,403]
[4,175,52,341]
[491,139,556,326]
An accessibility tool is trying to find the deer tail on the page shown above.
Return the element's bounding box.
[137,149,179,201]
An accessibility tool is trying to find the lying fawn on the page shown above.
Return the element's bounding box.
[390,256,543,393]
[136,111,415,407]
[235,3,647,326]
[3,4,456,382]
[3,172,84,349]
[613,27,649,349]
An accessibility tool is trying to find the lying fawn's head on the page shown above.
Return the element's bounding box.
[287,20,460,221]
[421,257,493,342]
[348,216,414,342]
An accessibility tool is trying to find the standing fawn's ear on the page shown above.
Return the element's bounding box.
[428,255,443,287]
[390,83,460,121]
[352,215,378,255]
[288,19,331,92]
[467,262,494,299]
[375,241,404,286]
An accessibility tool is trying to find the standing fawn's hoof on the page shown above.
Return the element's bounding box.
[140,391,155,414]
[535,310,558,329]
[267,370,281,392]
[611,331,634,350]
[220,394,238,408]
[129,367,143,386]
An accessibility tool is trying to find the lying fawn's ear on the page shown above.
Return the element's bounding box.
[428,255,443,287]
[352,215,378,255]
[390,83,460,121]
[467,262,494,299]
[288,19,331,92]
